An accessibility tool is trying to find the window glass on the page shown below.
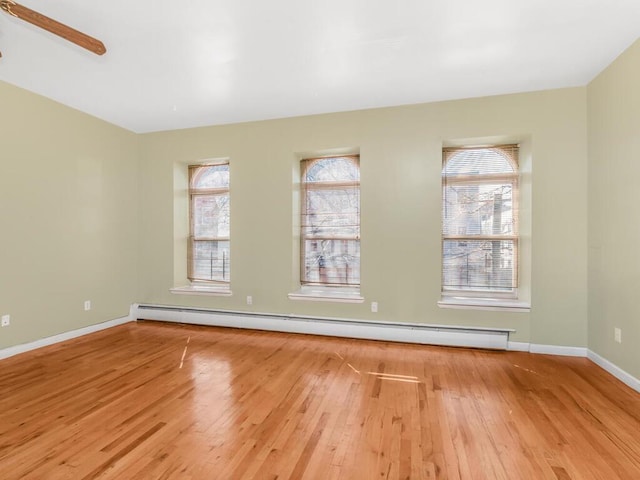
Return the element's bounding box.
[189,163,230,283]
[442,146,518,294]
[301,156,360,287]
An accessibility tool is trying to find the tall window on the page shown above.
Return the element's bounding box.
[442,145,518,295]
[189,163,230,283]
[301,155,360,286]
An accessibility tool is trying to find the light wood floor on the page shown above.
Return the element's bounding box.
[0,321,639,479]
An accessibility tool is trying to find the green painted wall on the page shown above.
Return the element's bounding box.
[588,38,640,379]
[138,87,589,347]
[0,81,139,349]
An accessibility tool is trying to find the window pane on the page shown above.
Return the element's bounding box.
[303,187,360,237]
[304,156,359,183]
[442,239,515,290]
[301,155,360,287]
[302,239,360,285]
[191,164,229,189]
[443,183,514,236]
[191,240,230,282]
[193,194,229,238]
[443,148,515,176]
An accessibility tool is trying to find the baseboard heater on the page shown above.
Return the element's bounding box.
[135,304,511,350]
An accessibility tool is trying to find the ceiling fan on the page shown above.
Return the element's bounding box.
[0,0,106,57]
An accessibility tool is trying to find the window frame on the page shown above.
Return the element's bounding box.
[441,144,519,299]
[188,162,230,285]
[299,154,361,288]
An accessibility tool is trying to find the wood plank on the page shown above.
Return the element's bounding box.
[0,321,638,479]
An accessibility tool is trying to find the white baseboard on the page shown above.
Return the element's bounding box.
[135,304,511,350]
[528,344,588,357]
[0,313,135,361]
[507,341,530,352]
[509,342,589,357]
[588,350,640,393]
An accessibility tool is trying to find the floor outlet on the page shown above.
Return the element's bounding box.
[246,296,253,305]
[1,315,10,327]
[371,302,378,313]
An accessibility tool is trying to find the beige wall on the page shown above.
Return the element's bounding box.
[588,38,640,379]
[4,40,639,379]
[139,88,589,346]
[0,77,594,352]
[0,81,139,349]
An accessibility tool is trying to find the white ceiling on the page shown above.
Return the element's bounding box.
[1,1,639,133]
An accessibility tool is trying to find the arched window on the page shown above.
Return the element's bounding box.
[300,155,360,286]
[442,145,518,294]
[189,162,230,283]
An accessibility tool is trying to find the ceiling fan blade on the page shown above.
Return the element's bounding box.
[0,0,106,55]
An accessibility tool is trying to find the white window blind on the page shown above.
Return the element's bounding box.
[300,155,360,286]
[188,163,230,283]
[442,145,519,293]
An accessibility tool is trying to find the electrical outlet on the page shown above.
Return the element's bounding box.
[614,327,622,344]
[371,301,378,313]
[84,300,91,311]
[246,296,253,305]
[1,315,10,327]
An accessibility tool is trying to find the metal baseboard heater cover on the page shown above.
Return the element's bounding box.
[135,305,511,350]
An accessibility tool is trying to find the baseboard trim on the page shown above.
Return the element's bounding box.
[507,341,530,352]
[508,342,590,357]
[0,312,135,361]
[528,344,588,357]
[587,350,640,393]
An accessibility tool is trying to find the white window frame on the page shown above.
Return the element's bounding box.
[439,144,529,311]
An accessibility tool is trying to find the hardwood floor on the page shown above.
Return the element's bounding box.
[0,321,639,479]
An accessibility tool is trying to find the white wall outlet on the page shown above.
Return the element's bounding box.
[1,315,10,327]
[614,327,622,343]
[84,300,91,311]
[371,301,378,313]
[246,296,253,305]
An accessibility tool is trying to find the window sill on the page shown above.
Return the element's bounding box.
[170,285,232,297]
[438,296,530,312]
[288,286,364,304]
